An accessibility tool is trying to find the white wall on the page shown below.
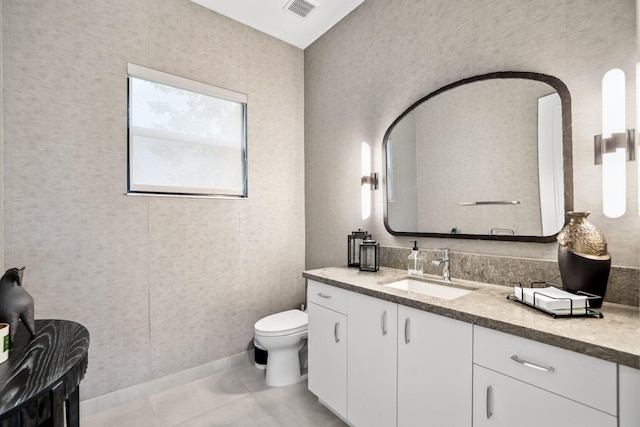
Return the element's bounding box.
[2,0,305,400]
[305,0,639,268]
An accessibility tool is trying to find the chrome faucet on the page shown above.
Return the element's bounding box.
[432,248,451,283]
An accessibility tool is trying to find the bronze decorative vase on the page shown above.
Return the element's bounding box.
[556,211,610,308]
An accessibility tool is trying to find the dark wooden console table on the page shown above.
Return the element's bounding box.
[0,320,89,427]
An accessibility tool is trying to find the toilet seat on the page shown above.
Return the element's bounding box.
[254,309,308,337]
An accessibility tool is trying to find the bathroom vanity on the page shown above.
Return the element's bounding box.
[303,267,640,427]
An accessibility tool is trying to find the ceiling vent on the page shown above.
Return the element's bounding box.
[284,0,317,18]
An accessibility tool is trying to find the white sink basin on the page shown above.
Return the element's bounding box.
[384,278,475,300]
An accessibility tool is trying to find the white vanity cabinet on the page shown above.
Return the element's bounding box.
[473,326,617,427]
[306,281,478,427]
[347,291,398,427]
[397,305,472,427]
[306,277,631,427]
[307,281,348,419]
[619,365,640,427]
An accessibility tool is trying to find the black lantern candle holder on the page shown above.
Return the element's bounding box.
[348,229,371,267]
[359,238,379,272]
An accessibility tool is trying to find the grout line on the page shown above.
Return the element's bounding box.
[147,198,152,376]
[82,364,345,427]
[80,351,253,418]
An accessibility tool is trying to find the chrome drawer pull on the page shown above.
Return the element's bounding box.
[404,318,411,344]
[486,385,493,419]
[334,322,340,343]
[381,311,388,335]
[511,355,555,372]
[317,292,332,299]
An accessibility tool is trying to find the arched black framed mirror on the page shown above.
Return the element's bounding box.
[383,72,573,242]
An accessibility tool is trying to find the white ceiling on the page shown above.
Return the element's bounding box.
[190,0,365,49]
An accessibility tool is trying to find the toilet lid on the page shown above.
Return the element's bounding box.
[254,309,308,336]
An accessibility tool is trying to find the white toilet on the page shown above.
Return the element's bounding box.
[254,309,308,387]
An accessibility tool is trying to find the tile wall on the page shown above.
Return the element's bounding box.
[381,246,640,307]
[304,0,639,270]
[2,0,305,400]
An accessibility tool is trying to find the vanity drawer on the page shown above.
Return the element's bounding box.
[473,325,617,415]
[307,280,349,314]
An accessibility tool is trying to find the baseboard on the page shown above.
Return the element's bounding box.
[80,349,254,417]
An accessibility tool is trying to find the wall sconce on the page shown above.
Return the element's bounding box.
[361,172,379,190]
[594,68,636,218]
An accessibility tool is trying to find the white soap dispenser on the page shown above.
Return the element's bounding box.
[407,240,424,277]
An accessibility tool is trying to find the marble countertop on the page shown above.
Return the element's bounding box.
[303,267,640,369]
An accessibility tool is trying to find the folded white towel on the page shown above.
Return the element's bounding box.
[514,286,588,314]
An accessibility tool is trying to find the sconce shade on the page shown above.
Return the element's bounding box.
[361,142,372,220]
[602,150,626,218]
[602,69,625,138]
[601,68,626,218]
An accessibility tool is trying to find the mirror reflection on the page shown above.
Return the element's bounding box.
[383,72,573,242]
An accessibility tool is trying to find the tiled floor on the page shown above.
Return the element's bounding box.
[81,364,349,427]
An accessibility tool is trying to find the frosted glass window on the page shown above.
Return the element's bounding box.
[127,64,247,197]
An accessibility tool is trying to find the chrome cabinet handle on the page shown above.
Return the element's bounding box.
[510,355,555,373]
[334,322,340,343]
[404,318,411,344]
[381,311,388,335]
[317,292,332,299]
[486,385,493,419]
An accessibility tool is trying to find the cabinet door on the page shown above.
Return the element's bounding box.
[474,325,616,415]
[307,302,347,419]
[619,365,640,427]
[473,365,616,427]
[348,293,397,427]
[397,305,472,427]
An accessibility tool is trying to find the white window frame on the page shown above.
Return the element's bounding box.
[127,64,248,198]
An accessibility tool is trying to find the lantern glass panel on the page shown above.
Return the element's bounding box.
[348,230,370,267]
[359,241,379,272]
